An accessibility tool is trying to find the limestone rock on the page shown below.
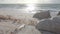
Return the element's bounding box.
[36,19,53,32]
[39,30,55,34]
[17,25,56,34]
[17,25,41,34]
[33,11,51,20]
[36,18,60,34]
[57,11,60,16]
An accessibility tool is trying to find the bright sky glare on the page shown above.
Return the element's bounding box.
[0,0,60,4]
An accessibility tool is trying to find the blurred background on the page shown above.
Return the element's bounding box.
[0,0,60,18]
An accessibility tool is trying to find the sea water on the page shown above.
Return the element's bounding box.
[0,4,60,10]
[0,4,59,18]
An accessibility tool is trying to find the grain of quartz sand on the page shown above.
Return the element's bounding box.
[36,16,60,34]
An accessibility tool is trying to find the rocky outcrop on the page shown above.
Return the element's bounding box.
[17,25,41,34]
[0,15,38,26]
[36,16,60,34]
[33,11,51,20]
[0,15,40,34]
[57,11,60,16]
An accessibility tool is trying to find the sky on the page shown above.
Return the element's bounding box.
[0,0,60,4]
